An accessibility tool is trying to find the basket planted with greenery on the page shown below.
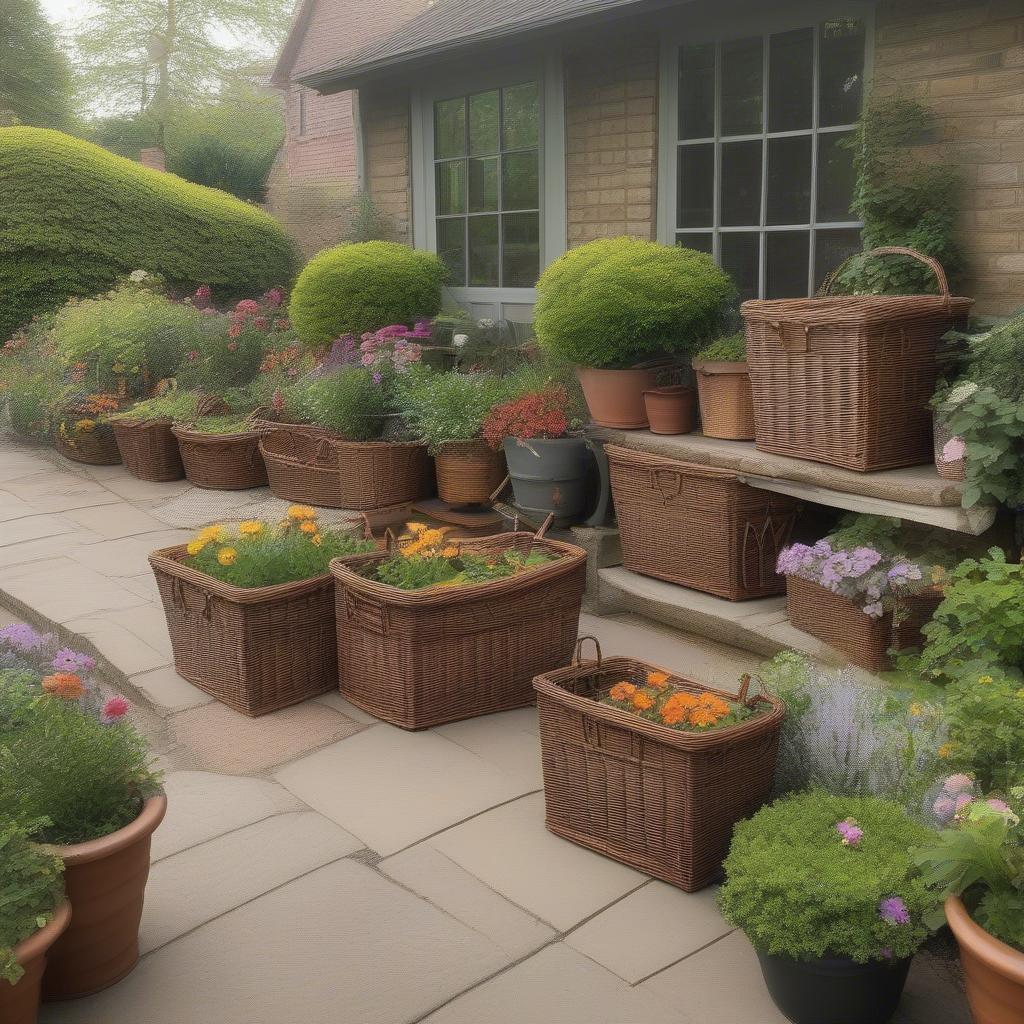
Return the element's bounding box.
[55,391,126,466]
[692,331,755,440]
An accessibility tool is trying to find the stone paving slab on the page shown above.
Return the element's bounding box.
[0,512,81,547]
[435,708,544,789]
[131,664,214,713]
[65,502,179,539]
[61,612,171,676]
[68,530,192,577]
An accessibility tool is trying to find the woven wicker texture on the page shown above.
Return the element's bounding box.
[172,426,268,490]
[329,531,587,730]
[435,441,507,505]
[335,440,432,510]
[606,444,798,601]
[534,643,785,892]
[150,545,339,716]
[56,428,122,466]
[112,420,184,482]
[933,416,966,482]
[260,429,346,507]
[692,361,756,440]
[743,248,973,472]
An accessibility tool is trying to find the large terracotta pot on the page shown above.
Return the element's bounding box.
[42,794,167,1001]
[576,366,658,428]
[946,894,1024,1024]
[434,440,507,505]
[1,902,71,1024]
[643,385,696,435]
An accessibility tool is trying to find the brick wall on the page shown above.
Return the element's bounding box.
[875,0,1024,312]
[362,86,413,243]
[563,36,659,245]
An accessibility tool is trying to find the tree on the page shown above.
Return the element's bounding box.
[0,0,75,129]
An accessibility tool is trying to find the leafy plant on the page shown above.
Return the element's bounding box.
[110,388,203,424]
[289,367,389,440]
[695,331,746,362]
[482,386,572,448]
[719,791,939,963]
[534,237,735,369]
[0,315,64,438]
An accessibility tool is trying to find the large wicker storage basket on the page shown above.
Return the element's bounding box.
[112,419,184,482]
[329,531,587,730]
[260,429,345,507]
[743,247,973,472]
[149,545,338,716]
[534,642,785,891]
[606,444,798,600]
[335,440,432,510]
[172,426,268,489]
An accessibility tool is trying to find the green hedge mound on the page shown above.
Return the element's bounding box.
[0,127,298,338]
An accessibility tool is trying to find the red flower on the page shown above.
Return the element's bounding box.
[235,299,260,316]
[483,387,570,448]
[228,323,243,338]
[254,317,269,331]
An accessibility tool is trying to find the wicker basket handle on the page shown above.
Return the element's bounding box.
[534,512,555,539]
[649,468,683,503]
[383,527,398,552]
[819,246,951,301]
[572,635,602,668]
[358,512,374,541]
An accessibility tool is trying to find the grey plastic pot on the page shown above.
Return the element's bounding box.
[502,437,589,524]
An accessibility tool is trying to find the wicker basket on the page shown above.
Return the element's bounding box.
[150,545,340,716]
[692,360,756,440]
[56,409,123,466]
[534,639,785,891]
[743,247,973,472]
[261,429,345,506]
[933,416,966,482]
[335,440,432,510]
[606,444,798,600]
[173,425,268,490]
[329,530,587,730]
[434,441,507,505]
[112,419,184,482]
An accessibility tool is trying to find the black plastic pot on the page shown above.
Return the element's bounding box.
[503,436,588,525]
[757,951,912,1024]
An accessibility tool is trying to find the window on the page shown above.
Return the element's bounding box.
[298,91,307,136]
[433,82,540,289]
[673,17,866,299]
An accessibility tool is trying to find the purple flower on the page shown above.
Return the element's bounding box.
[954,793,974,819]
[987,798,1011,813]
[0,623,50,651]
[863,601,884,618]
[933,795,956,822]
[836,819,864,847]
[879,897,910,926]
[943,773,973,795]
[51,648,96,673]
[880,948,893,960]
[372,371,383,385]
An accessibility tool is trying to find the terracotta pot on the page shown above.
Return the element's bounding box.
[1,903,71,1024]
[946,894,1024,1024]
[692,359,756,440]
[643,385,696,435]
[434,440,507,505]
[43,794,167,1001]
[576,366,658,428]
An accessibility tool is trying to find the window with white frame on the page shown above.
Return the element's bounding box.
[673,16,867,299]
[432,82,541,289]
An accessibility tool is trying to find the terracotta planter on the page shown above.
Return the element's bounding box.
[43,795,167,1001]
[434,441,507,505]
[946,894,1024,1024]
[576,366,658,428]
[643,385,696,435]
[1,903,71,1024]
[692,359,756,440]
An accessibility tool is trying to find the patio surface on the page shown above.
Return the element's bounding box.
[0,440,970,1024]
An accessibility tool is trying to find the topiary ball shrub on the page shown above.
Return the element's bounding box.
[534,237,736,369]
[0,127,298,338]
[289,242,445,348]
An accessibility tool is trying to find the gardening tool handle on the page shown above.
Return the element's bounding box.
[572,635,602,668]
[489,474,512,503]
[819,246,951,301]
[736,673,753,706]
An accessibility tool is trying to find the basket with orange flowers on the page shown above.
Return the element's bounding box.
[533,638,785,892]
[55,393,127,466]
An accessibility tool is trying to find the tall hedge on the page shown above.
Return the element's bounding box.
[0,127,298,338]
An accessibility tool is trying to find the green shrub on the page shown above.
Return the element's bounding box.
[289,367,389,440]
[696,331,746,362]
[534,238,735,369]
[0,127,298,337]
[0,316,63,438]
[110,389,202,424]
[719,792,938,963]
[289,242,445,347]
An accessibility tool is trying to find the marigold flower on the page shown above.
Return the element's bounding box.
[909,702,923,717]
[42,672,85,700]
[698,693,730,716]
[660,691,698,725]
[441,545,460,558]
[299,521,318,535]
[937,743,954,759]
[690,707,723,727]
[239,521,263,536]
[217,547,237,566]
[288,505,317,521]
[608,682,637,702]
[187,539,207,556]
[198,524,225,542]
[647,671,669,689]
[632,691,655,711]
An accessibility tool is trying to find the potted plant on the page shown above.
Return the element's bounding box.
[150,508,376,716]
[931,381,975,482]
[482,384,590,525]
[692,331,756,440]
[533,238,734,428]
[719,791,939,1024]
[916,782,1024,1024]
[108,386,187,482]
[55,392,126,465]
[0,824,69,1024]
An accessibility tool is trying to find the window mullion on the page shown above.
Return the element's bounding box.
[758,33,769,299]
[712,40,721,266]
[808,23,822,296]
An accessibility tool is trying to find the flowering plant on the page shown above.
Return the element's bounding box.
[482,386,571,449]
[358,322,430,375]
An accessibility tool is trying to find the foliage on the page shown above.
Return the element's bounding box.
[0,823,65,984]
[346,191,395,243]
[719,791,938,963]
[289,243,446,348]
[455,316,536,375]
[0,315,64,439]
[534,238,735,369]
[0,127,297,337]
[289,367,389,440]
[483,386,572,448]
[833,97,965,295]
[695,331,746,362]
[111,388,201,424]
[183,508,374,587]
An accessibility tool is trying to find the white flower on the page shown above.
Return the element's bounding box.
[941,436,966,463]
[944,381,978,407]
[862,601,884,618]
[452,334,469,349]
[129,269,149,282]
[477,318,495,329]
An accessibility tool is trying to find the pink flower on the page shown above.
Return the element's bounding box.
[933,795,956,822]
[254,317,269,331]
[836,819,864,847]
[263,287,284,308]
[987,798,1010,813]
[942,436,966,463]
[879,897,910,926]
[235,299,260,316]
[271,388,285,413]
[943,774,974,795]
[195,285,211,299]
[228,323,243,338]
[361,352,375,366]
[100,695,130,724]
[880,948,893,960]
[187,350,200,362]
[274,318,290,331]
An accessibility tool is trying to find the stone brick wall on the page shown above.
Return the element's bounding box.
[564,36,659,245]
[875,0,1024,312]
[361,86,413,244]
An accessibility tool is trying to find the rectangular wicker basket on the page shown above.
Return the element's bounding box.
[606,444,798,601]
[150,546,338,716]
[329,531,587,730]
[534,643,785,892]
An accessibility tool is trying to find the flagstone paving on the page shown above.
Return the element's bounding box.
[0,440,970,1024]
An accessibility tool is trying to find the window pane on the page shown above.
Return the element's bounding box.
[502,212,539,287]
[676,233,713,255]
[435,159,466,215]
[468,215,499,287]
[469,91,500,155]
[502,82,539,150]
[720,140,762,226]
[766,135,811,225]
[721,37,763,136]
[502,151,539,210]
[820,17,866,127]
[679,43,715,140]
[435,98,466,158]
[436,219,466,287]
[468,157,499,213]
[677,144,714,228]
[817,131,856,222]
[721,232,760,302]
[769,28,813,132]
[766,231,810,298]
[814,228,862,291]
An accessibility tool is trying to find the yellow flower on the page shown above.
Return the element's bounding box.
[288,505,317,521]
[909,702,923,717]
[74,418,96,433]
[440,545,460,558]
[938,743,954,759]
[405,522,428,534]
[217,547,237,566]
[198,524,225,542]
[186,539,207,556]
[978,675,994,686]
[311,534,322,546]
[930,564,947,585]
[239,521,263,536]
[299,521,318,535]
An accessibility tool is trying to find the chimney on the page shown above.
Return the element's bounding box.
[140,147,166,171]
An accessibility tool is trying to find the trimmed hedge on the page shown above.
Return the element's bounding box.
[0,127,298,338]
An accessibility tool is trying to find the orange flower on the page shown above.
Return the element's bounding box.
[660,691,699,726]
[42,672,85,700]
[647,670,670,689]
[608,681,637,702]
[698,693,731,717]
[632,690,655,711]
[690,706,723,728]
[299,521,318,534]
